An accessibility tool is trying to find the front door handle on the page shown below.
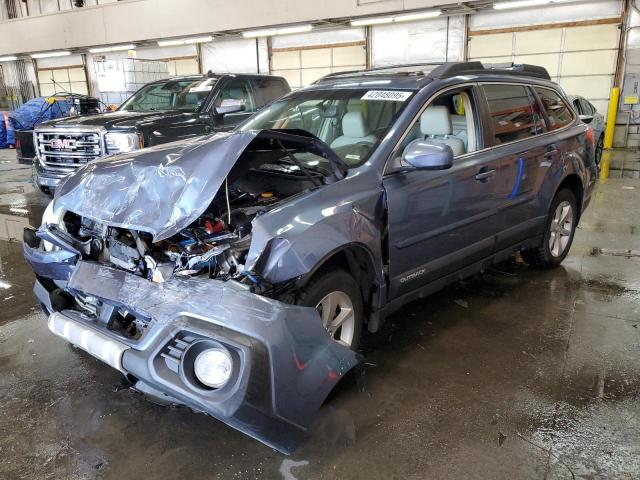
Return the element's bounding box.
[475,167,496,182]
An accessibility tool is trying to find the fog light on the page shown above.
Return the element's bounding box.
[193,348,233,388]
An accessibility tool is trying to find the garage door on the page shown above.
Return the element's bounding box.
[165,57,200,76]
[468,21,620,114]
[271,43,366,89]
[37,65,89,96]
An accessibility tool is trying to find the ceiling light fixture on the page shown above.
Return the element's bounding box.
[89,44,136,53]
[493,0,570,10]
[157,35,213,47]
[30,51,72,59]
[0,56,18,62]
[350,16,395,26]
[351,10,442,27]
[242,24,313,38]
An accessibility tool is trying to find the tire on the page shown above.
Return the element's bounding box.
[522,189,578,268]
[295,269,364,351]
[595,134,604,168]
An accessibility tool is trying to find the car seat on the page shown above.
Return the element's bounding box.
[450,114,468,150]
[408,106,465,157]
[330,111,377,149]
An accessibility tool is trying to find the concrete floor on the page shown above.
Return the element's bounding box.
[0,148,639,480]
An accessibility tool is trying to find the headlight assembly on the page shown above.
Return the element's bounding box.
[105,132,143,154]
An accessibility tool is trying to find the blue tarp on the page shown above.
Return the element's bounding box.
[1,97,71,148]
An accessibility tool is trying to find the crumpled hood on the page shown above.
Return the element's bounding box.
[54,130,258,241]
[53,129,344,242]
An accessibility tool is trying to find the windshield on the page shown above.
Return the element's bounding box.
[239,88,414,167]
[119,78,218,113]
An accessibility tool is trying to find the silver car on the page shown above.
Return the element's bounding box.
[568,94,605,166]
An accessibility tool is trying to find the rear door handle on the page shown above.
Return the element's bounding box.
[475,167,496,182]
[544,144,559,159]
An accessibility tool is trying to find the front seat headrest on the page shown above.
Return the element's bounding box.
[421,106,453,136]
[342,111,369,138]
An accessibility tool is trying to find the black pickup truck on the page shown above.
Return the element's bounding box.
[32,73,290,193]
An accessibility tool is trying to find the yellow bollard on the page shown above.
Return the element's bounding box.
[603,87,619,149]
[599,150,611,181]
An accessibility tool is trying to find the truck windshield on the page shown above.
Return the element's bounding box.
[239,88,414,167]
[119,78,218,113]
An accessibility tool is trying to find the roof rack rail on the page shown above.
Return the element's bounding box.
[313,63,443,83]
[428,62,551,80]
[314,61,551,83]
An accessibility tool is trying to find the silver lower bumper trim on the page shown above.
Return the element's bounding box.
[48,312,129,373]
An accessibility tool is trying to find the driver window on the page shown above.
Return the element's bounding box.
[215,79,256,113]
[399,89,478,160]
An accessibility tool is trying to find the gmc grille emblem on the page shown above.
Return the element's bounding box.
[50,139,76,150]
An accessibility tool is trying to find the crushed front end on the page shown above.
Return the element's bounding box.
[22,130,360,453]
[24,226,358,453]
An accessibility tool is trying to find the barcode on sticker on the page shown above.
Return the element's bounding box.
[361,90,412,102]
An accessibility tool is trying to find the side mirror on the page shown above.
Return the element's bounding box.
[579,114,594,124]
[402,141,454,170]
[214,99,245,116]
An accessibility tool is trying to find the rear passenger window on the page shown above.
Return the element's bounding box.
[535,88,574,130]
[580,98,594,115]
[573,99,583,114]
[482,84,546,145]
[254,78,289,107]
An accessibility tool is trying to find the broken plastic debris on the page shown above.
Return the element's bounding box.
[454,299,468,308]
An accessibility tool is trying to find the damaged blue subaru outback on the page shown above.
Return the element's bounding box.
[23,62,597,453]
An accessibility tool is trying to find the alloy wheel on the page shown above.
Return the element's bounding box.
[549,200,574,258]
[315,291,355,347]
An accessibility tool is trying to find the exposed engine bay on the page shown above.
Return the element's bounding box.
[56,135,337,291]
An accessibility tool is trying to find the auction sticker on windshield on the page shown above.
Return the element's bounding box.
[361,90,412,102]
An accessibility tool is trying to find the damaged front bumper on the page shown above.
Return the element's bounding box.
[23,227,359,454]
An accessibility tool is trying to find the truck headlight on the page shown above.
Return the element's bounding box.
[193,347,233,388]
[105,132,142,154]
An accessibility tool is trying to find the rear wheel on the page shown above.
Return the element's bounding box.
[595,134,604,167]
[521,189,577,268]
[296,269,363,350]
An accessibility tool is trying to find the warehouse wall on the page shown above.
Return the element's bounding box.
[615,4,640,147]
[270,28,366,88]
[371,15,465,66]
[201,38,269,74]
[2,0,633,147]
[0,0,449,56]
[0,60,38,107]
[469,1,622,115]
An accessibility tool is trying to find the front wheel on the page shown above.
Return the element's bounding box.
[296,269,363,351]
[521,189,578,268]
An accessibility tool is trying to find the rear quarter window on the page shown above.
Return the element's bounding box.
[534,87,574,130]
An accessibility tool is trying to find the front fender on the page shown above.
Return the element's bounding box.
[245,184,385,286]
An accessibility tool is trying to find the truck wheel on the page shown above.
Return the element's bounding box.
[296,269,363,351]
[521,189,577,268]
